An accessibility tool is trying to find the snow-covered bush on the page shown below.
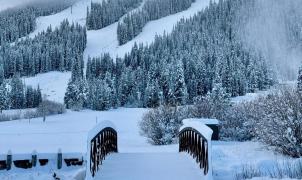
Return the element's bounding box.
[220,103,256,141]
[139,106,188,145]
[37,100,66,117]
[251,88,302,157]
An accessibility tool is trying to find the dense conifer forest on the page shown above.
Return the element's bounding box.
[0,1,76,45]
[65,0,275,111]
[0,20,86,78]
[86,0,142,30]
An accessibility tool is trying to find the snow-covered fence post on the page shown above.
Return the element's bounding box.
[57,149,62,169]
[179,119,213,179]
[6,150,12,170]
[86,121,118,180]
[32,151,37,167]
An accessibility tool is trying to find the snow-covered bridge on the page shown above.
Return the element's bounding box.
[85,119,213,180]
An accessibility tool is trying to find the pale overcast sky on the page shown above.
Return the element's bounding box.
[0,0,36,11]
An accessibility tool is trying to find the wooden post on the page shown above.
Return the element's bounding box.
[32,151,37,168]
[6,150,12,170]
[57,149,62,169]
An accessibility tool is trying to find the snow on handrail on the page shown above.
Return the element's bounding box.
[179,119,213,180]
[86,120,118,180]
[180,119,213,141]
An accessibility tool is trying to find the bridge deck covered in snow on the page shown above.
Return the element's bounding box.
[94,153,206,180]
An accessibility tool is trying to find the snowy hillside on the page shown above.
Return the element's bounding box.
[21,0,214,103]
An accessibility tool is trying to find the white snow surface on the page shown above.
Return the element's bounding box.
[0,108,150,155]
[184,118,220,125]
[93,153,208,180]
[24,71,71,103]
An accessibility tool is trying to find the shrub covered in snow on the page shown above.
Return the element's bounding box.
[222,87,302,157]
[139,106,188,145]
[251,88,302,157]
[220,103,255,141]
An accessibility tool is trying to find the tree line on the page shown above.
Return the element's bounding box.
[0,1,76,45]
[65,0,275,111]
[0,75,42,112]
[86,0,142,30]
[117,0,195,45]
[0,19,87,78]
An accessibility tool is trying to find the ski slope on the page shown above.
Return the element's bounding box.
[24,72,71,103]
[21,0,215,103]
[29,0,214,59]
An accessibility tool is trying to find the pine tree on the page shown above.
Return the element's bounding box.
[0,64,4,85]
[10,75,25,109]
[298,66,302,92]
[172,61,187,106]
[64,80,79,110]
[0,84,7,113]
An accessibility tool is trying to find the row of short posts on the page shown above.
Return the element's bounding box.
[5,149,63,170]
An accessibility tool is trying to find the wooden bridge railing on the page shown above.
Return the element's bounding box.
[179,119,213,177]
[86,121,118,180]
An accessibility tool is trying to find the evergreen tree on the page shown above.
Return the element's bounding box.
[10,76,25,109]
[0,84,7,113]
[298,66,302,92]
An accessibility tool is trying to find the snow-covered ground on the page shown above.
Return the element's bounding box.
[24,71,71,103]
[0,107,289,180]
[212,141,287,180]
[0,108,148,154]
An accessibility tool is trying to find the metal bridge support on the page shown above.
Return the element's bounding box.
[86,121,118,180]
[179,120,213,178]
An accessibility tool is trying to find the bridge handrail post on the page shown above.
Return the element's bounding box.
[85,121,118,180]
[179,119,213,179]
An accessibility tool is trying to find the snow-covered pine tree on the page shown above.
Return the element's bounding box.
[0,19,86,78]
[0,64,4,85]
[172,61,188,106]
[0,84,7,113]
[10,75,25,109]
[86,0,142,30]
[298,65,302,92]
